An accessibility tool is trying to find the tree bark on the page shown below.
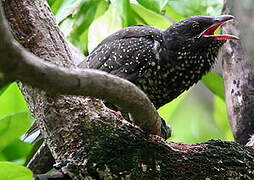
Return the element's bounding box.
[1,0,254,179]
[221,0,254,145]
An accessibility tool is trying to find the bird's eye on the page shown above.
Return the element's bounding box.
[192,23,201,32]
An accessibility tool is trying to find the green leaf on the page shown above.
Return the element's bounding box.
[88,5,122,52]
[67,0,108,53]
[50,0,64,14]
[0,83,11,97]
[111,0,136,27]
[202,72,225,100]
[47,0,57,7]
[2,140,32,163]
[73,0,108,35]
[54,0,82,23]
[131,4,171,29]
[0,83,29,117]
[200,0,224,16]
[79,30,89,56]
[163,5,185,22]
[158,91,187,121]
[0,112,31,151]
[0,162,32,180]
[213,95,234,141]
[168,0,223,17]
[137,0,169,13]
[167,93,224,144]
[0,153,6,161]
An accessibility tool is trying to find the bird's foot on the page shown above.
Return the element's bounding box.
[160,118,172,139]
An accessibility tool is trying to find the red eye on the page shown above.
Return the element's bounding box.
[192,23,201,32]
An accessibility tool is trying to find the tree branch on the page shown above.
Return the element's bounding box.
[0,2,169,139]
[221,0,254,145]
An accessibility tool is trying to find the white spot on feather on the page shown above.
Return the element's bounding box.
[153,40,161,60]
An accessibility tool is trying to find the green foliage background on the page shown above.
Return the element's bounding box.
[0,0,233,179]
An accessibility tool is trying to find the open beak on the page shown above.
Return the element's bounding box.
[201,15,239,40]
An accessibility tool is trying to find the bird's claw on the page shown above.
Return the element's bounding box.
[160,118,172,139]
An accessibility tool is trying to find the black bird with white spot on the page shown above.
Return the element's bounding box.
[86,15,238,109]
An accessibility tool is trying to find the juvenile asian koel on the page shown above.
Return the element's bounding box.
[86,15,238,109]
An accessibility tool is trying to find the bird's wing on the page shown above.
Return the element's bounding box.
[87,26,163,80]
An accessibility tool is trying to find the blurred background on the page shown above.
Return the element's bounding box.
[0,0,233,165]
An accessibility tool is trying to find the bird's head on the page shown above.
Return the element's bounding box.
[163,15,238,69]
[164,15,238,49]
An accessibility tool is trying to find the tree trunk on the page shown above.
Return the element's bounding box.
[1,0,254,179]
[221,0,254,145]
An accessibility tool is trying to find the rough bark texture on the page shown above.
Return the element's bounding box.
[221,0,254,145]
[1,0,254,179]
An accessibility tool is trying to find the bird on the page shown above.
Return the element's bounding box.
[86,15,238,109]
